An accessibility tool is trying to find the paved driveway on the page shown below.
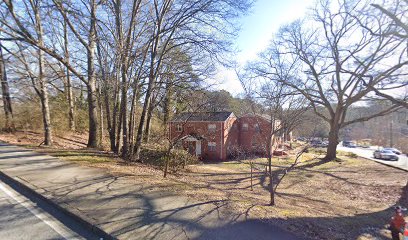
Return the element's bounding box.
[337,145,408,171]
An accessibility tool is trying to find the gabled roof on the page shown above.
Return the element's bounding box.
[171,112,234,122]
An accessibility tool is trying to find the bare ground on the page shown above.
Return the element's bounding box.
[0,131,407,240]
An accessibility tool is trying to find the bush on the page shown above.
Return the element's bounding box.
[164,149,199,173]
[140,143,199,173]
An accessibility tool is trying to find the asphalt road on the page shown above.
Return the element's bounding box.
[337,145,408,171]
[0,179,100,240]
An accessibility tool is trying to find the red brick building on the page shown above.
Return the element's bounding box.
[169,112,281,161]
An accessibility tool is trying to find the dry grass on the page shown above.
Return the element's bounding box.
[1,132,406,240]
[0,130,88,149]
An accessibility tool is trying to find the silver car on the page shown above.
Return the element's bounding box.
[373,150,399,161]
[383,148,402,155]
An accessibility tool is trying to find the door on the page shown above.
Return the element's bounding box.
[196,141,201,156]
[187,141,196,155]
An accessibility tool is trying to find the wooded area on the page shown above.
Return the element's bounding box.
[0,0,252,159]
[0,0,407,164]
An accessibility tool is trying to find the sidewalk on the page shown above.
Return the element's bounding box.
[0,142,302,240]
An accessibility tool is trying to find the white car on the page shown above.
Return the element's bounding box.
[373,150,399,161]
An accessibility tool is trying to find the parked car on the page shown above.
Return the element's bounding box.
[342,141,356,148]
[383,148,402,155]
[309,140,328,148]
[297,137,307,142]
[310,140,322,147]
[373,150,399,161]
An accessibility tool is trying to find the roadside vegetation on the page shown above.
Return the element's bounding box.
[0,0,407,239]
[0,132,406,240]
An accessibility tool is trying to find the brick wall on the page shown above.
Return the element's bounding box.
[169,120,234,161]
[238,116,271,155]
[169,115,279,161]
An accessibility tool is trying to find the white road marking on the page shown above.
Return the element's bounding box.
[0,182,82,240]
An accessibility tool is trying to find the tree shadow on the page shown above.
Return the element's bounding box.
[1,143,407,240]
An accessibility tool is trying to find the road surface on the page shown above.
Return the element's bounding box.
[337,145,408,171]
[0,179,100,240]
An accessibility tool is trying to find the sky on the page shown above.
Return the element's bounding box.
[215,0,315,95]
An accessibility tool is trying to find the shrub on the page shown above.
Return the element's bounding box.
[164,149,199,172]
[140,143,199,173]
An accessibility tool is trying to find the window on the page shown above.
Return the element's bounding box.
[242,123,248,131]
[254,124,260,132]
[208,124,216,132]
[208,142,216,152]
[176,124,182,132]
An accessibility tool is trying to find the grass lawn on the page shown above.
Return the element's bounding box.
[31,148,408,240]
[1,132,407,240]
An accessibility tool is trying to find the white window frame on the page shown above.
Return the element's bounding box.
[208,142,216,152]
[208,124,216,132]
[176,124,183,132]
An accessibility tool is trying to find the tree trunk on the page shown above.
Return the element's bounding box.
[104,87,116,152]
[87,81,99,148]
[143,98,154,143]
[163,143,172,178]
[86,0,99,148]
[64,20,75,131]
[96,34,116,152]
[163,82,173,128]
[128,84,139,156]
[120,70,128,158]
[98,86,104,146]
[113,84,121,153]
[116,98,123,153]
[39,93,52,146]
[38,55,52,146]
[133,46,157,161]
[0,43,14,132]
[35,2,52,146]
[133,86,151,161]
[67,73,75,131]
[324,123,340,161]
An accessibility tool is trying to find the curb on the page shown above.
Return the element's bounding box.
[0,170,116,240]
[360,156,408,173]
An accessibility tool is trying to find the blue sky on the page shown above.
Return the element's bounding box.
[216,0,315,95]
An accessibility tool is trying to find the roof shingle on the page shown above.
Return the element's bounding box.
[171,112,233,122]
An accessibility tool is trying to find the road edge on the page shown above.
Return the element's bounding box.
[359,156,408,172]
[0,170,116,240]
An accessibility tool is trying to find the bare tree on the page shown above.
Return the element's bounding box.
[2,1,54,145]
[0,0,101,147]
[360,0,408,108]
[0,0,252,162]
[131,0,252,161]
[62,18,75,131]
[255,0,406,161]
[239,61,309,205]
[0,41,14,131]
